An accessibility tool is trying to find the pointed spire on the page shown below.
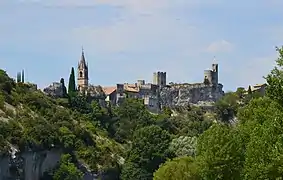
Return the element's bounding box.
[79,46,87,69]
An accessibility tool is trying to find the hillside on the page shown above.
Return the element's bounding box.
[0,69,125,180]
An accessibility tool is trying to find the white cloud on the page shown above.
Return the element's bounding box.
[206,40,234,53]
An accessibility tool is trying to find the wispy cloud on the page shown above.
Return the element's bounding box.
[206,40,234,53]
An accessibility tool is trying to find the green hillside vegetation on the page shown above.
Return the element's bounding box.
[0,47,281,180]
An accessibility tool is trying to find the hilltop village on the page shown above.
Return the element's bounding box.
[40,49,266,112]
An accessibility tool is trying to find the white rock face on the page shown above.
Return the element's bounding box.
[160,83,224,108]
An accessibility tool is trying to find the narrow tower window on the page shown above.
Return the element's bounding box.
[79,71,83,78]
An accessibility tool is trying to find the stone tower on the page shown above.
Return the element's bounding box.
[77,48,89,92]
[153,71,166,88]
[211,63,218,85]
[203,64,218,86]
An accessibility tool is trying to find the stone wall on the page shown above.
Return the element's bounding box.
[160,83,224,108]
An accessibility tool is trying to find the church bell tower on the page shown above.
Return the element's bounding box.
[77,47,89,93]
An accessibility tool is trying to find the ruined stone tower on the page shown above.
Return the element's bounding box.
[204,64,218,86]
[153,71,166,88]
[77,48,89,92]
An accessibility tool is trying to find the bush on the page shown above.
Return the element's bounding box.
[0,92,4,109]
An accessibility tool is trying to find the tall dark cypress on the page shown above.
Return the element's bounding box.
[248,85,252,95]
[21,69,25,83]
[68,67,76,94]
[60,78,68,97]
[16,72,21,83]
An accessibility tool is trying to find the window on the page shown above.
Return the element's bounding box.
[80,71,83,77]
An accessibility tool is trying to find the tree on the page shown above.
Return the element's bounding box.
[121,125,172,179]
[215,92,239,123]
[60,78,68,97]
[265,46,283,105]
[111,98,154,142]
[17,72,21,83]
[247,86,252,95]
[121,162,151,180]
[0,69,15,94]
[169,136,197,157]
[197,124,245,180]
[243,114,283,180]
[153,156,201,180]
[53,154,83,180]
[68,67,76,94]
[236,87,246,98]
[0,92,4,109]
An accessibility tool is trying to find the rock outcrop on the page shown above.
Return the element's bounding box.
[160,83,224,108]
[0,148,62,180]
[0,148,99,180]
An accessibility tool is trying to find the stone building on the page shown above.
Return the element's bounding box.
[160,63,224,109]
[153,71,166,88]
[102,63,224,112]
[43,82,64,98]
[77,49,89,93]
[245,83,267,96]
[103,80,160,113]
[203,64,218,86]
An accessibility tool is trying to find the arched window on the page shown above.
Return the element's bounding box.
[80,71,83,77]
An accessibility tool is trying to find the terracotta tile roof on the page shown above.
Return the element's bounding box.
[102,87,116,95]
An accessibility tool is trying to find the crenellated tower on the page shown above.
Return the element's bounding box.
[77,48,89,92]
[153,71,166,88]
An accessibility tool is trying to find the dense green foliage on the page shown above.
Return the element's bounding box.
[154,156,200,180]
[53,154,83,180]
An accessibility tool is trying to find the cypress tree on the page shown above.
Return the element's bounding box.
[248,85,252,95]
[60,78,68,97]
[68,67,76,94]
[21,69,25,83]
[17,72,21,83]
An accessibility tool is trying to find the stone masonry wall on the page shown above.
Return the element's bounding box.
[160,83,224,108]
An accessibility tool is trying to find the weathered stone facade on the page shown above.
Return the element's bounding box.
[101,63,224,112]
[103,82,160,113]
[43,82,64,98]
[160,83,224,108]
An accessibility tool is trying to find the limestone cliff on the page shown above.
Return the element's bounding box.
[160,83,224,108]
[0,149,63,180]
[0,148,100,180]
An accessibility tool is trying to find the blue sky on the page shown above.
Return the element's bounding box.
[0,0,282,91]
